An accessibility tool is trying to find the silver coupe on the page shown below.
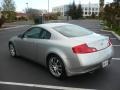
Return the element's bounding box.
[9,23,113,79]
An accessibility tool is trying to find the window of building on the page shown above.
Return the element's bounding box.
[85,8,87,10]
[85,12,87,15]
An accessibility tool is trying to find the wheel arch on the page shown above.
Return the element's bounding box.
[46,51,68,69]
[8,41,19,56]
[8,41,14,48]
[46,52,63,66]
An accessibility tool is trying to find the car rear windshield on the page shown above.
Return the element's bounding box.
[53,25,93,37]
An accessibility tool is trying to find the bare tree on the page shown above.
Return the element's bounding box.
[1,0,16,22]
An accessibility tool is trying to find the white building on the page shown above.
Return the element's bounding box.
[52,4,99,17]
[40,9,48,14]
[82,4,99,16]
[52,5,69,16]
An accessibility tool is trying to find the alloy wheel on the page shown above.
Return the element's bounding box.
[9,44,16,57]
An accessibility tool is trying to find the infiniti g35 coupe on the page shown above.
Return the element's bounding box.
[9,23,113,79]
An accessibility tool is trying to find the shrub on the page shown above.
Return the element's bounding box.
[0,16,5,28]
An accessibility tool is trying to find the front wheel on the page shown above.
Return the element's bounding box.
[47,55,66,79]
[9,43,17,57]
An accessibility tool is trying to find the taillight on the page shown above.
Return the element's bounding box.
[108,38,112,46]
[72,44,97,54]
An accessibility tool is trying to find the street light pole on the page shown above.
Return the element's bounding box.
[0,7,1,19]
[48,0,49,13]
[26,3,28,9]
[89,1,91,16]
[48,0,49,20]
[26,3,29,22]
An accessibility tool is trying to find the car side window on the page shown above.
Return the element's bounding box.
[24,27,42,39]
[40,29,51,39]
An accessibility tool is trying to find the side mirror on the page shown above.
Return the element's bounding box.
[18,34,24,39]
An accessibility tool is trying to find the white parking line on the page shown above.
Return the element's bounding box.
[113,45,120,47]
[112,58,120,60]
[110,38,117,40]
[0,81,94,90]
[0,25,29,30]
[102,34,112,36]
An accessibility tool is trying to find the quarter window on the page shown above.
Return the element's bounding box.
[23,27,51,39]
[40,29,51,39]
[24,27,41,39]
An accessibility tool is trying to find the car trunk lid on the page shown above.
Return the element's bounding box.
[70,33,111,51]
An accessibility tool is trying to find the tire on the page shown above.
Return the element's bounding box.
[47,55,66,79]
[9,43,17,57]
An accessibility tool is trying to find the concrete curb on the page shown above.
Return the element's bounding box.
[101,30,120,41]
[0,25,30,31]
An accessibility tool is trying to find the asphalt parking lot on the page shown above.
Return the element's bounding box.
[0,20,120,90]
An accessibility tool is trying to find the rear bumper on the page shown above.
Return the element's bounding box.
[67,58,111,76]
[77,45,113,67]
[65,46,113,76]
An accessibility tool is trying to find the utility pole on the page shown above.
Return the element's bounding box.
[48,0,49,20]
[26,3,29,11]
[26,2,29,22]
[48,0,49,13]
[89,1,91,16]
[0,7,1,19]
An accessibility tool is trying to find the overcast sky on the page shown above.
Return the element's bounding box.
[0,0,113,12]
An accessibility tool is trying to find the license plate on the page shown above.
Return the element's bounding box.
[102,60,109,68]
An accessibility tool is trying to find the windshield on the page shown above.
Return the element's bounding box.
[53,25,93,37]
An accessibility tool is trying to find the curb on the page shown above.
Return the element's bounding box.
[101,30,120,41]
[0,25,30,31]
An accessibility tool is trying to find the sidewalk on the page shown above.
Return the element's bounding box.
[0,20,34,31]
[1,20,33,28]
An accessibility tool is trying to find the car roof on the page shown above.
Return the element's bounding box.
[36,23,71,28]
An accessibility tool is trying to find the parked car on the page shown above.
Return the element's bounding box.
[9,23,114,79]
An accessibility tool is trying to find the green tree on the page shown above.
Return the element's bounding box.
[67,1,83,19]
[103,1,120,33]
[99,0,104,19]
[56,12,61,16]
[0,7,5,27]
[1,0,16,22]
[0,15,5,28]
[2,0,15,11]
[104,2,120,27]
[76,3,83,18]
[68,1,78,19]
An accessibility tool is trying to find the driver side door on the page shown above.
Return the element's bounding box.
[17,27,42,60]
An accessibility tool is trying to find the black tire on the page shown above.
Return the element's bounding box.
[9,43,17,57]
[47,55,67,79]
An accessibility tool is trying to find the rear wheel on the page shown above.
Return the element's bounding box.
[47,55,66,79]
[9,43,17,57]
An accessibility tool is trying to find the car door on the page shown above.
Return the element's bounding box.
[17,27,42,61]
[35,28,51,65]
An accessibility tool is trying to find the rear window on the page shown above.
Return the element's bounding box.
[53,25,93,37]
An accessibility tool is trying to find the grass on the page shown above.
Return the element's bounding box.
[112,27,120,36]
[101,20,120,36]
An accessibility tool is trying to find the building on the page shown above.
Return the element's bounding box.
[40,9,48,14]
[52,4,99,17]
[82,4,99,16]
[16,12,28,19]
[52,5,69,16]
[114,0,120,3]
